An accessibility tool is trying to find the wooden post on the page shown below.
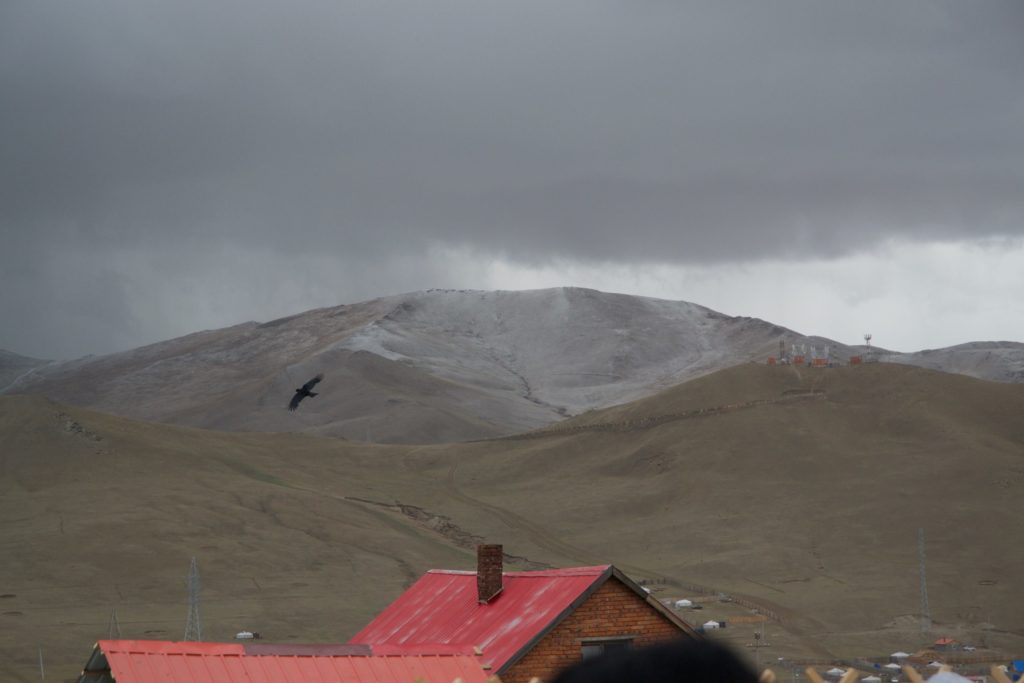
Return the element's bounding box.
[804,667,825,683]
[901,665,925,683]
[990,665,1013,683]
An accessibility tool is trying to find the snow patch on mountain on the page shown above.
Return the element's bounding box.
[329,288,746,415]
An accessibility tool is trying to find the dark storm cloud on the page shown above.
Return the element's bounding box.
[2,1,1023,357]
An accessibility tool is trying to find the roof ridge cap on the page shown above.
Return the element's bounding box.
[428,565,611,576]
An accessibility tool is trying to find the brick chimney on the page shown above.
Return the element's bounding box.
[476,544,504,603]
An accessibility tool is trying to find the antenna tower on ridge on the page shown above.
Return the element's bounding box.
[864,333,875,363]
[184,557,203,641]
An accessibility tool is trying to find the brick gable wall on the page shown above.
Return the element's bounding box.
[501,577,690,683]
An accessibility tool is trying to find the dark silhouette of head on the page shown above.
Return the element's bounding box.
[550,638,758,683]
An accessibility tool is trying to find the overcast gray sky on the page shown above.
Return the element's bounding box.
[2,1,1023,359]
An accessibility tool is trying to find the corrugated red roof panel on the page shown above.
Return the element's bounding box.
[350,566,613,672]
[85,640,490,683]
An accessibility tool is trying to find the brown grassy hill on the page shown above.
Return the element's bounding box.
[0,396,505,681]
[466,363,1024,650]
[537,360,1024,439]
[2,363,1023,681]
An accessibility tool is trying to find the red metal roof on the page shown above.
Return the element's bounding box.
[80,640,490,683]
[350,566,613,673]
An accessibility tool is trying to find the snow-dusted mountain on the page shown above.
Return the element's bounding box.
[0,349,51,392]
[886,341,1024,383]
[3,288,1021,442]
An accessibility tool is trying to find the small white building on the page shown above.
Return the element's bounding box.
[675,599,694,609]
[702,620,721,630]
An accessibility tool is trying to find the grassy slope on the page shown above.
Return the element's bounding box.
[0,397,476,680]
[439,364,1024,657]
[2,362,1023,680]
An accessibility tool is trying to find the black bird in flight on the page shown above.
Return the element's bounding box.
[288,374,323,411]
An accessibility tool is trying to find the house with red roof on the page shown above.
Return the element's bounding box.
[350,544,698,683]
[75,640,490,683]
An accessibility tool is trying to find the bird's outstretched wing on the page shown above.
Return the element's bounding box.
[288,393,303,411]
[301,374,324,392]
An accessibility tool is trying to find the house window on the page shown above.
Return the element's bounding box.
[581,636,634,659]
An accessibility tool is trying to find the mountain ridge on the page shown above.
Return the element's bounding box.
[3,287,1022,442]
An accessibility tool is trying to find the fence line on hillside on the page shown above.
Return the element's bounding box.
[671,581,783,623]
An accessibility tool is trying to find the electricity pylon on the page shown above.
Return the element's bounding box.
[184,557,202,641]
[918,528,931,633]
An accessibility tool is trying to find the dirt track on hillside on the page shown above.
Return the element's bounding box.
[489,390,826,441]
